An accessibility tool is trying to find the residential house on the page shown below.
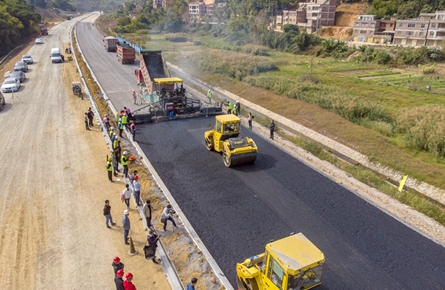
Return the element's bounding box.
[392,16,432,47]
[188,1,227,22]
[352,15,395,44]
[426,11,445,47]
[275,0,339,33]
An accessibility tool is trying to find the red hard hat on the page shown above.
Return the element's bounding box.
[134,175,138,180]
[126,272,133,279]
[113,256,120,263]
[116,269,124,277]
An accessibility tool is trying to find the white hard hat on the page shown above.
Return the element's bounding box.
[124,210,129,215]
[110,127,114,130]
[208,89,210,92]
[123,151,128,155]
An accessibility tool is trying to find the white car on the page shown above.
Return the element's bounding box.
[35,38,43,44]
[22,54,33,64]
[1,78,20,93]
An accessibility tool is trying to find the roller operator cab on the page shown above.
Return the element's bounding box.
[204,114,258,167]
[236,233,325,290]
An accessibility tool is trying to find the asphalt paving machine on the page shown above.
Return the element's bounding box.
[236,233,325,290]
[204,114,258,167]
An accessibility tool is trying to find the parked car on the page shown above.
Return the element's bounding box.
[1,78,20,93]
[13,61,28,72]
[0,91,5,111]
[35,38,43,44]
[9,71,26,83]
[21,55,33,64]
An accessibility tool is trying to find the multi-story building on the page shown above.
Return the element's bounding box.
[426,11,445,46]
[352,15,395,44]
[392,15,432,46]
[189,1,206,20]
[188,1,227,22]
[275,0,339,33]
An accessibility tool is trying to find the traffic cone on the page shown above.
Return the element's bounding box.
[128,237,139,256]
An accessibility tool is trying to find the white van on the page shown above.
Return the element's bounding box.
[50,48,63,63]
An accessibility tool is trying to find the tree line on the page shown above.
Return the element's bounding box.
[0,0,41,56]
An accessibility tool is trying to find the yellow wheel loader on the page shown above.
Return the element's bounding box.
[204,115,258,167]
[236,233,325,290]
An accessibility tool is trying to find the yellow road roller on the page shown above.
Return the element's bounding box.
[204,114,258,167]
[236,233,325,290]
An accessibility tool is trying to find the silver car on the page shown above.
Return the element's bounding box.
[35,38,43,44]
[9,71,26,83]
[13,61,28,72]
[21,54,33,64]
[1,78,20,93]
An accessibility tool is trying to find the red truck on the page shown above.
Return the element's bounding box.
[117,43,135,64]
[40,27,48,35]
[103,36,118,52]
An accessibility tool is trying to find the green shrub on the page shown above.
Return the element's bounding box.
[395,105,445,157]
[420,65,435,74]
[165,33,189,42]
[182,50,278,80]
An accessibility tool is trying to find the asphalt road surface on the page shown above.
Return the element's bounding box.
[76,18,445,289]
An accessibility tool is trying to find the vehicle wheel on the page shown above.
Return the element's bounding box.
[223,152,231,167]
[0,100,3,111]
[205,137,213,151]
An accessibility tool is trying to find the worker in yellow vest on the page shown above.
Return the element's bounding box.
[227,101,233,114]
[121,113,128,130]
[106,157,113,182]
[121,151,129,178]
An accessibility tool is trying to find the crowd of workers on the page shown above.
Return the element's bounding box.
[98,103,201,289]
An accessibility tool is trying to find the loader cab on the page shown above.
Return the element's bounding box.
[261,233,325,290]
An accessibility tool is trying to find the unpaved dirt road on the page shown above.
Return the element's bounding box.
[0,18,170,289]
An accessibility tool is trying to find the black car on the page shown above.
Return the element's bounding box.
[13,61,28,72]
[9,71,26,83]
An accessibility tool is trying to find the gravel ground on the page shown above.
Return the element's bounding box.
[0,17,170,290]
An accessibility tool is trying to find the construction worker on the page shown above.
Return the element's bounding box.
[109,126,115,138]
[235,100,240,116]
[132,90,137,104]
[115,111,119,123]
[121,112,128,131]
[232,105,237,116]
[123,272,136,290]
[118,117,123,138]
[106,157,113,182]
[112,256,124,276]
[111,151,119,177]
[130,121,136,141]
[121,151,129,178]
[115,269,124,290]
[207,89,212,104]
[227,101,233,114]
[113,137,119,150]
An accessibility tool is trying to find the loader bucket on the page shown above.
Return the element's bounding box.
[224,152,257,167]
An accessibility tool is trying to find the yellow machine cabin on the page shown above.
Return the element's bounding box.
[204,115,258,167]
[236,233,325,290]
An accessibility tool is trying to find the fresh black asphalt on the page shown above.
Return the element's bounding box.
[136,117,445,289]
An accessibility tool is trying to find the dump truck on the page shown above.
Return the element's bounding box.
[103,36,118,52]
[40,27,48,35]
[205,114,258,167]
[137,49,171,95]
[117,43,135,64]
[236,233,325,290]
